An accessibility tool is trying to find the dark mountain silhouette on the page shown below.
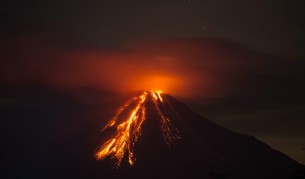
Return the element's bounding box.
[99,94,304,179]
[2,88,304,179]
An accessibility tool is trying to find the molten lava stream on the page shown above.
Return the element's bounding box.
[95,90,179,167]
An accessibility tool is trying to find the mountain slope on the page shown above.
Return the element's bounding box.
[105,94,304,179]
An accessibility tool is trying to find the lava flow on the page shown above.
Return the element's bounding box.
[94,90,180,167]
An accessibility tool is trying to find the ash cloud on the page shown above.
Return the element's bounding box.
[0,34,272,100]
[1,32,305,112]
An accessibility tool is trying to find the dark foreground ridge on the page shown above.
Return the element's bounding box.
[100,94,304,179]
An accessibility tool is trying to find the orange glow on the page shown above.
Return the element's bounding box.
[130,75,180,95]
[95,90,180,167]
[1,38,257,102]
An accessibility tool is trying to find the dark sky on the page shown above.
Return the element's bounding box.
[2,0,305,58]
[1,0,305,166]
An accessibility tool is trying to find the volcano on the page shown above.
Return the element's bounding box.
[95,92,304,179]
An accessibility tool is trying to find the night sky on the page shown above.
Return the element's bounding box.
[1,0,305,169]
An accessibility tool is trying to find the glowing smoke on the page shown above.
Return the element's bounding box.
[0,35,260,99]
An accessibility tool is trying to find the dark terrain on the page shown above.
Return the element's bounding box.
[2,88,304,179]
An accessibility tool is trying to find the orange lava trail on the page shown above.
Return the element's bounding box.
[101,96,138,132]
[150,91,180,146]
[95,90,180,167]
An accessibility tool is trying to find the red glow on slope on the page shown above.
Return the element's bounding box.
[95,90,179,167]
